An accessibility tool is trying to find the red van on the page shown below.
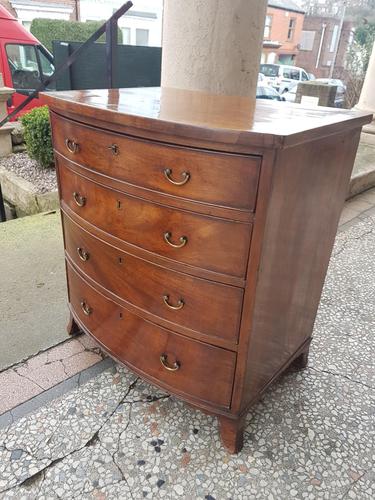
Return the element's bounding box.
[0,6,55,119]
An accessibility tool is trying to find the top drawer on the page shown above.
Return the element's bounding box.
[51,113,260,212]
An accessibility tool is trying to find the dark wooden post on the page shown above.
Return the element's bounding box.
[106,18,118,88]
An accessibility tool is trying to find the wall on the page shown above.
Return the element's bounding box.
[295,16,353,78]
[262,6,304,64]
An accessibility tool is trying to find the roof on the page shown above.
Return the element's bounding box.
[268,0,305,14]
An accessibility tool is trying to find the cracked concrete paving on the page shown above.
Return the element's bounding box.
[0,213,374,499]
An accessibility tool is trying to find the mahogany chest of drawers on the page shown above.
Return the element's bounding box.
[43,87,371,453]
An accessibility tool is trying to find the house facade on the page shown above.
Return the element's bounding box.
[0,0,78,28]
[79,0,163,47]
[0,0,163,47]
[262,0,305,65]
[295,16,353,78]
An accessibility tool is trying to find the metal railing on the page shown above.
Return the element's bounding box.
[0,1,133,221]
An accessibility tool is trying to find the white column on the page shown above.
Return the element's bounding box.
[357,41,375,114]
[357,42,375,144]
[161,0,268,98]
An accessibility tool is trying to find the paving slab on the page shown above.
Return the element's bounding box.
[0,210,67,370]
[0,210,373,499]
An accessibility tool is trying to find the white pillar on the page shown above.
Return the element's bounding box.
[357,42,375,144]
[161,0,268,98]
[358,41,375,114]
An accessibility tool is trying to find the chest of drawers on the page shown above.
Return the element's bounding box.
[43,87,371,453]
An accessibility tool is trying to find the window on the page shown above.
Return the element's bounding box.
[21,21,31,31]
[330,25,339,53]
[282,67,300,80]
[290,68,300,80]
[6,44,55,91]
[122,27,131,45]
[301,71,309,81]
[6,44,41,90]
[260,64,279,77]
[300,30,316,51]
[287,18,296,41]
[36,46,55,89]
[267,52,277,64]
[264,15,273,39]
[37,47,54,79]
[136,28,149,46]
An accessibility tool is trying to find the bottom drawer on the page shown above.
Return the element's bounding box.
[67,262,236,408]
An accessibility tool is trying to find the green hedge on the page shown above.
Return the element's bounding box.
[21,106,53,169]
[30,18,122,53]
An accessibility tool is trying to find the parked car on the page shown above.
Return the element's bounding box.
[315,78,346,89]
[256,85,285,101]
[315,78,346,108]
[259,63,310,94]
[0,5,55,119]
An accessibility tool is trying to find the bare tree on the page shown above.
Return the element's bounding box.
[341,40,366,107]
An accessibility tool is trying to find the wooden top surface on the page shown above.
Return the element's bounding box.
[42,87,372,151]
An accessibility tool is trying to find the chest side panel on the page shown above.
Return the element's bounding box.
[234,128,362,412]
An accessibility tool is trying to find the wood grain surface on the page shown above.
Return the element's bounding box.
[67,262,236,408]
[63,212,244,345]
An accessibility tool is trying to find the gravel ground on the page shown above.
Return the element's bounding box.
[0,153,57,194]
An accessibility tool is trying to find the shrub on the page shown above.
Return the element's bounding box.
[30,18,122,53]
[21,106,53,169]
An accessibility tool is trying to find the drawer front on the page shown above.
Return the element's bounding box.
[63,214,243,343]
[67,263,236,408]
[51,113,260,211]
[59,164,252,278]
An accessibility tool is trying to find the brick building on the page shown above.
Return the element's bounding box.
[295,16,353,78]
[262,0,305,65]
[0,0,78,28]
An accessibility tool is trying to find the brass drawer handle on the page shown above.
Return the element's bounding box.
[108,144,119,155]
[73,192,86,207]
[163,295,184,310]
[80,300,92,316]
[164,232,188,249]
[65,139,79,154]
[160,354,180,372]
[77,247,89,261]
[163,168,190,186]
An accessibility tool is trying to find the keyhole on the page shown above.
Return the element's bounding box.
[116,200,122,209]
[118,256,123,264]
